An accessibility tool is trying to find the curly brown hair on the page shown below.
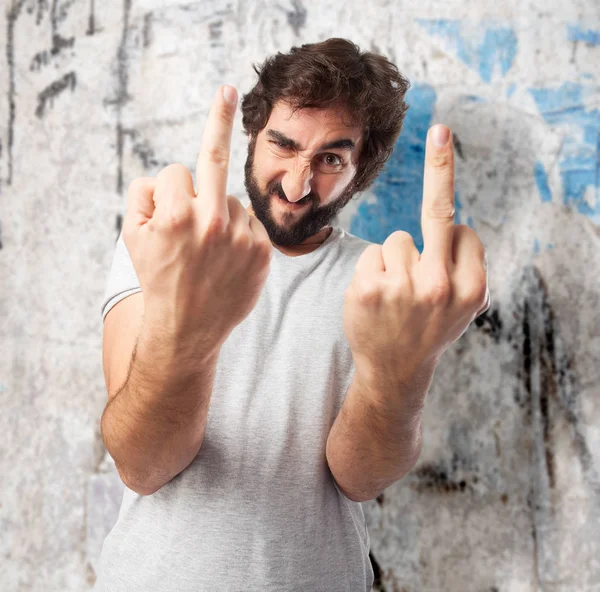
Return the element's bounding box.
[240,38,410,194]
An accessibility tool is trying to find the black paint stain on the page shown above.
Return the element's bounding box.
[124,129,166,170]
[474,306,503,343]
[453,133,465,160]
[375,492,385,506]
[35,71,77,118]
[6,0,25,190]
[369,551,384,591]
[116,213,123,243]
[33,0,48,25]
[412,451,480,495]
[86,0,96,36]
[142,12,153,48]
[30,0,76,70]
[521,286,556,490]
[517,265,600,509]
[5,1,27,188]
[30,34,75,71]
[104,0,133,195]
[286,0,307,36]
[411,462,469,494]
[209,19,222,46]
[29,33,75,72]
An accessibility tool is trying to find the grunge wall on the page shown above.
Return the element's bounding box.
[1,1,599,590]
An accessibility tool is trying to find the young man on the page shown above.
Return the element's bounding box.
[96,37,488,591]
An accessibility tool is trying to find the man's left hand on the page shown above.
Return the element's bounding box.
[342,124,490,401]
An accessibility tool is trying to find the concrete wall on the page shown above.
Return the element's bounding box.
[1,1,598,590]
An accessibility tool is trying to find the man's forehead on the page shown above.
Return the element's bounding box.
[266,100,362,137]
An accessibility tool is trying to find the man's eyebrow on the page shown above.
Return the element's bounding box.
[266,129,356,151]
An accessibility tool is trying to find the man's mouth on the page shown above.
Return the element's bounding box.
[275,194,309,209]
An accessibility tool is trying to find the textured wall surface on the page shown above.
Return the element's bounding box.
[1,1,599,591]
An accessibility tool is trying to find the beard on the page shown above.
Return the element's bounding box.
[243,137,358,247]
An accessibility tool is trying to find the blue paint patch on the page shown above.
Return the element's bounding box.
[534,239,540,255]
[417,19,518,83]
[568,24,600,45]
[350,83,463,252]
[529,82,600,223]
[534,161,552,202]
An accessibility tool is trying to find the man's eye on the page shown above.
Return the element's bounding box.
[270,141,289,149]
[322,153,343,167]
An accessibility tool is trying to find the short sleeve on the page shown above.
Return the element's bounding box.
[101,229,142,322]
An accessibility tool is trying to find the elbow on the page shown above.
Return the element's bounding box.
[117,466,162,497]
[129,482,160,496]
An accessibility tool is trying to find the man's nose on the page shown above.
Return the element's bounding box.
[281,163,313,203]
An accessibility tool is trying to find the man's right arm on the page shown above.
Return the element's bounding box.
[101,313,221,496]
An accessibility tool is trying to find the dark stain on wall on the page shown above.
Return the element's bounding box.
[453,133,465,160]
[209,19,223,46]
[104,0,133,195]
[474,306,503,343]
[142,12,153,48]
[286,0,307,36]
[5,1,26,188]
[30,0,76,70]
[410,458,475,494]
[516,265,599,498]
[30,34,75,71]
[35,71,77,118]
[87,0,97,36]
[122,128,166,170]
[116,213,123,243]
[369,550,385,591]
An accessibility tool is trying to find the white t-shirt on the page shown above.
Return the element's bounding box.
[94,225,375,591]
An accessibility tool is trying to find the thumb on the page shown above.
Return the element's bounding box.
[126,177,157,228]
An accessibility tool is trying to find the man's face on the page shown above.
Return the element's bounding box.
[244,101,363,247]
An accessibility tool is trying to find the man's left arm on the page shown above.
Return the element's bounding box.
[326,364,433,503]
[326,124,490,502]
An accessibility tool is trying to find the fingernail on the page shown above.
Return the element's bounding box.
[431,124,450,147]
[223,85,237,106]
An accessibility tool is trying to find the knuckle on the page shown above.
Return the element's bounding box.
[163,162,189,176]
[460,277,487,309]
[205,215,228,238]
[385,275,412,301]
[428,151,452,169]
[426,201,455,220]
[424,275,451,306]
[127,177,145,194]
[353,281,383,306]
[206,145,230,170]
[167,198,194,229]
[426,192,455,218]
[232,230,251,251]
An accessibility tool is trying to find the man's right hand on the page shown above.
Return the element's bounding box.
[122,85,272,357]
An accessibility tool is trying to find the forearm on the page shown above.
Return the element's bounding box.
[101,320,220,495]
[326,366,430,502]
